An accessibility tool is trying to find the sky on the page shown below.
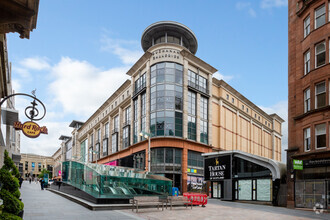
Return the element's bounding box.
[6,0,288,162]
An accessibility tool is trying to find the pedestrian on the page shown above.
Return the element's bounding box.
[39,178,44,190]
[29,177,31,184]
[18,176,23,188]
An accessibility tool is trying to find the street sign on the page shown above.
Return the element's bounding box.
[293,159,303,170]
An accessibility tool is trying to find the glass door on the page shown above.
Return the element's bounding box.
[212,182,221,198]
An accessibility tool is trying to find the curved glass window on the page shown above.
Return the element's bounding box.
[150,62,183,137]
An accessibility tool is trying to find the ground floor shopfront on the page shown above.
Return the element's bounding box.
[96,137,212,193]
[203,150,286,206]
[292,157,330,210]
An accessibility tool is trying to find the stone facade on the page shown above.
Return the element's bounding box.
[73,21,283,193]
[20,153,54,179]
[288,0,330,208]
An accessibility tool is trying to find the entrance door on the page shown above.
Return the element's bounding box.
[212,182,221,198]
[295,180,326,208]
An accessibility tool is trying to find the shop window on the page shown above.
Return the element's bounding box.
[315,4,326,29]
[188,150,203,168]
[315,81,326,109]
[304,15,310,38]
[315,123,326,149]
[304,50,310,75]
[315,41,326,68]
[304,127,311,151]
[304,88,310,113]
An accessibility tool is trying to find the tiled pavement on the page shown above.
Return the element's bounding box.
[20,181,329,220]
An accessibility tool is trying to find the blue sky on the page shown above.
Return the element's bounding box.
[7,0,288,161]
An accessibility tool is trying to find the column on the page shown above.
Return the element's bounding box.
[182,147,188,193]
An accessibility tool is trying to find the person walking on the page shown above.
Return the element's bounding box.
[39,178,45,190]
[29,177,31,184]
[18,176,23,188]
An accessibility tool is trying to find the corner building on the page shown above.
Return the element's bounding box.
[77,21,283,193]
[288,1,330,209]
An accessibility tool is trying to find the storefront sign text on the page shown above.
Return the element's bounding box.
[293,159,303,170]
[14,121,48,138]
[204,155,231,180]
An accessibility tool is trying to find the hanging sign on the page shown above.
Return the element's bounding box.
[293,159,303,170]
[14,121,48,138]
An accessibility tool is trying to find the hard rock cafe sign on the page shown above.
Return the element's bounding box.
[14,121,48,138]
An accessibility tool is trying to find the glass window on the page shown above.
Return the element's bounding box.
[315,82,326,109]
[102,138,108,156]
[315,123,326,149]
[112,133,118,153]
[97,129,100,142]
[90,133,94,146]
[304,127,311,151]
[124,106,131,124]
[104,123,109,138]
[200,96,208,144]
[315,4,325,29]
[188,151,203,168]
[114,115,119,131]
[315,41,325,68]
[122,126,129,149]
[150,62,183,138]
[304,50,310,75]
[133,99,138,143]
[304,88,310,113]
[89,147,93,162]
[304,15,310,38]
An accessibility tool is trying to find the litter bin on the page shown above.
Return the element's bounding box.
[172,187,179,196]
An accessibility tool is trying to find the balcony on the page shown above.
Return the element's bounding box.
[188,81,209,96]
[132,82,146,99]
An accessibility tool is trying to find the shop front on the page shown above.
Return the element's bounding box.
[294,158,330,210]
[203,150,286,205]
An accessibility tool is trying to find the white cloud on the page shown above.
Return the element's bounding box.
[213,71,234,81]
[259,100,288,163]
[236,2,257,17]
[12,66,31,78]
[49,57,129,117]
[261,0,287,9]
[100,36,143,65]
[19,57,50,71]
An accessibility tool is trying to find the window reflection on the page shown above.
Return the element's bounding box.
[150,62,183,137]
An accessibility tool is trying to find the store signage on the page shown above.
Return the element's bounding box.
[304,158,330,168]
[204,155,231,181]
[293,159,303,170]
[14,121,48,138]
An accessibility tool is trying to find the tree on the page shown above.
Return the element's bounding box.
[0,150,24,219]
[38,168,51,179]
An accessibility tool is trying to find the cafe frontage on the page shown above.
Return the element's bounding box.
[203,150,286,206]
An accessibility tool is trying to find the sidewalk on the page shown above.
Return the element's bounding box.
[20,181,329,220]
[20,181,142,220]
[121,198,329,220]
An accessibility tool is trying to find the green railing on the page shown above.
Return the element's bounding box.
[62,161,172,198]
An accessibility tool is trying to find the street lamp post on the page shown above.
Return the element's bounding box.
[139,131,152,172]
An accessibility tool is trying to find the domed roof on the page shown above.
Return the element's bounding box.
[141,21,198,54]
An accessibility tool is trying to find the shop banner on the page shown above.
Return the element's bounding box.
[204,155,231,181]
[304,158,330,168]
[293,159,303,170]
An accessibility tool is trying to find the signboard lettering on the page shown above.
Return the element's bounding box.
[14,121,48,138]
[204,155,231,181]
[293,159,303,170]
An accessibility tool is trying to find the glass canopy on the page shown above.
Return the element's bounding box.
[62,161,172,198]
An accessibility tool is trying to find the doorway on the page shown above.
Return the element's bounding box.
[212,182,222,198]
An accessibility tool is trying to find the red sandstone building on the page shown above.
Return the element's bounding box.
[288,0,330,209]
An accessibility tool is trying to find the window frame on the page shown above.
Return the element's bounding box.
[315,41,326,68]
[315,123,326,149]
[315,4,326,29]
[304,88,310,113]
[304,15,310,38]
[304,127,311,152]
[315,81,326,109]
[304,50,310,75]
